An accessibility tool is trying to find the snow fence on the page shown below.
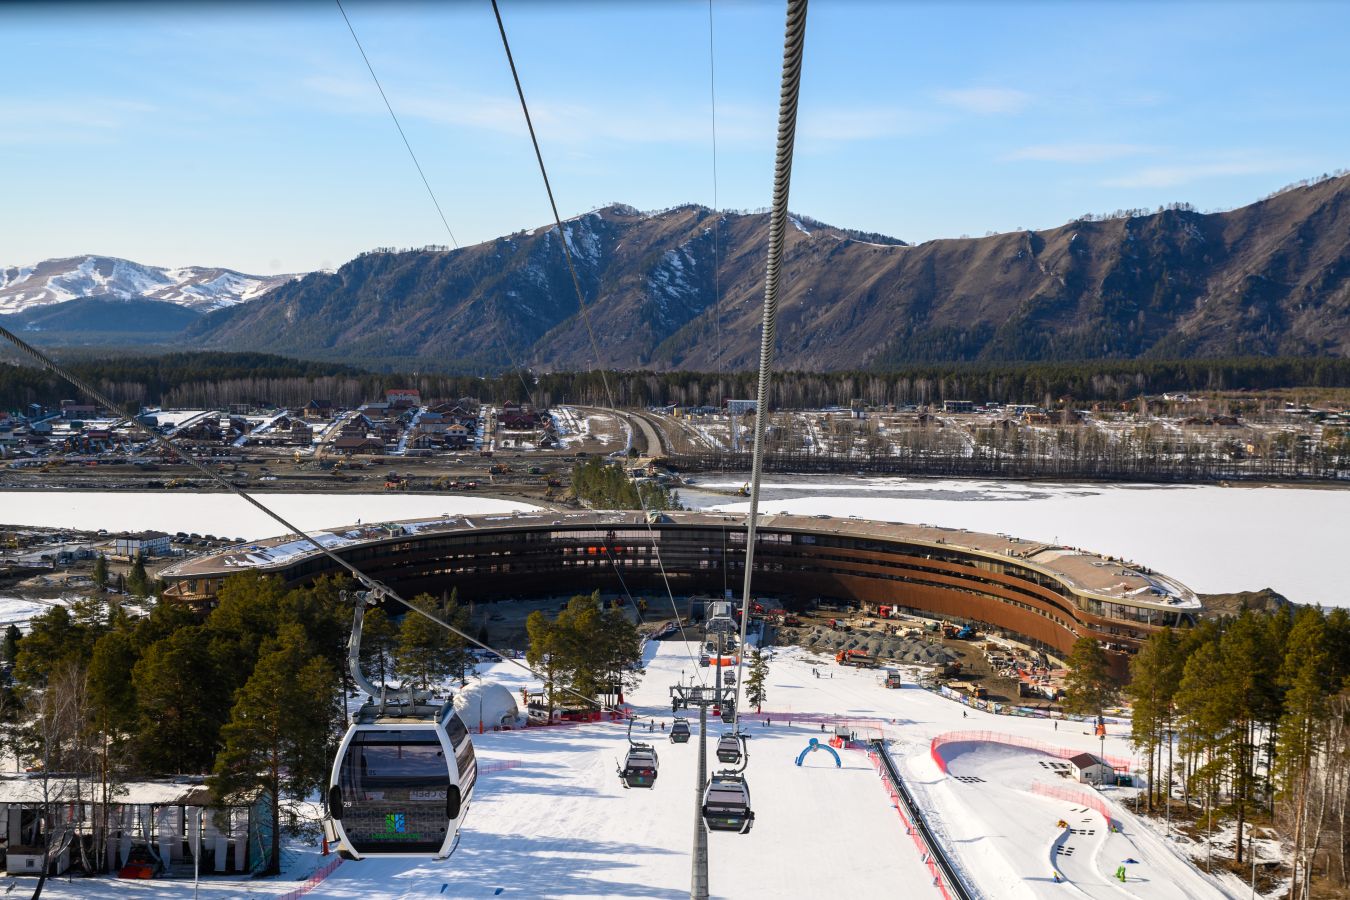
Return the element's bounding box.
[929,730,1134,774]
[277,856,343,900]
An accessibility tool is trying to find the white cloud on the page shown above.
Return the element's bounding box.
[1104,158,1298,188]
[1008,143,1155,163]
[935,87,1031,115]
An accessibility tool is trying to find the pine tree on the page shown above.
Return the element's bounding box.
[745,648,769,711]
[526,610,561,718]
[210,624,335,876]
[358,606,399,688]
[1275,609,1331,898]
[1127,627,1184,811]
[88,626,140,737]
[92,553,108,591]
[131,626,228,773]
[1062,637,1117,717]
[395,593,468,689]
[126,554,150,599]
[13,606,89,689]
[2,624,21,666]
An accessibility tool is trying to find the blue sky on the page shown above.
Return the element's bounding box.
[3,0,1347,274]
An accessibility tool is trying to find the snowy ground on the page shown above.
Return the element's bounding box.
[682,476,1350,608]
[907,742,1230,898]
[31,642,1236,899]
[0,594,61,629]
[0,493,538,540]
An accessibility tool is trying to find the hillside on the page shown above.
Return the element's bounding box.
[183,176,1350,369]
[7,297,202,346]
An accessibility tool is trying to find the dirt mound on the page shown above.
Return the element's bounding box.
[794,626,958,665]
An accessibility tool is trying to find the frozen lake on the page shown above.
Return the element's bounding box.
[1,479,1344,608]
[0,491,537,540]
[680,476,1349,609]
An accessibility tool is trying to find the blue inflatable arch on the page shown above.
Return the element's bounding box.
[795,738,842,768]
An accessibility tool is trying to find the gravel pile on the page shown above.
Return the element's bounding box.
[793,626,958,665]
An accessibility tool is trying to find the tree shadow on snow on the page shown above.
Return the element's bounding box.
[479,765,611,800]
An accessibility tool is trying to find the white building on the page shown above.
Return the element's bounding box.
[1068,752,1115,786]
[455,681,522,732]
[112,533,172,559]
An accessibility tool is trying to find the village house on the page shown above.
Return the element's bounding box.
[386,388,422,409]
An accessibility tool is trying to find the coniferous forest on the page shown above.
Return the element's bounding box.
[5,351,1350,412]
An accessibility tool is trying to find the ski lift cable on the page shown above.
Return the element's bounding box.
[708,0,724,375]
[0,323,621,716]
[491,0,708,686]
[731,0,808,733]
[333,0,539,407]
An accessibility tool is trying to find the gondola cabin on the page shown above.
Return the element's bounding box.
[326,699,476,859]
[670,718,692,743]
[702,775,754,833]
[716,734,743,764]
[620,745,659,788]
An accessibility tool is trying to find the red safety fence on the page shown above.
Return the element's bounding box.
[478,759,523,775]
[929,730,1133,774]
[277,856,343,900]
[865,748,959,900]
[1030,780,1116,831]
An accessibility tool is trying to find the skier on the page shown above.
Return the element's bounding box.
[660,721,666,732]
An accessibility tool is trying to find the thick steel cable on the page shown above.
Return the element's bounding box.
[491,0,707,685]
[707,0,724,375]
[731,0,808,734]
[0,323,618,715]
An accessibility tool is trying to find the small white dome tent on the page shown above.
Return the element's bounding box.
[454,680,522,732]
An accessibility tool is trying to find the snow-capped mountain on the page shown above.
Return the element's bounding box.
[0,256,301,315]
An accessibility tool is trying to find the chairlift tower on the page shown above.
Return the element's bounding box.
[670,631,737,900]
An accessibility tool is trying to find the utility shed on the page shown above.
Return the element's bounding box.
[1067,752,1115,786]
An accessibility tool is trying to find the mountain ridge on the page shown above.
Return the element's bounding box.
[0,255,301,316]
[20,174,1350,370]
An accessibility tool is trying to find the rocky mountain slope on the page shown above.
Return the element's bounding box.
[147,175,1350,368]
[0,256,299,315]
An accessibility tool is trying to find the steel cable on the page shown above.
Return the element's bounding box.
[731,0,808,733]
[0,321,617,715]
[491,0,708,684]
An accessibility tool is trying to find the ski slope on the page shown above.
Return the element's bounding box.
[301,640,931,899]
[33,642,1233,899]
[907,742,1229,899]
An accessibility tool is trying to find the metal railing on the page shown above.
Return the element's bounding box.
[869,740,976,900]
